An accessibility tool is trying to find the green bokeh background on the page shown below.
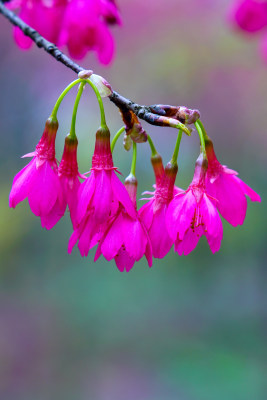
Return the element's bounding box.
[0,0,266,399]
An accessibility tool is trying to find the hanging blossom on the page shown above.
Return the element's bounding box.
[8,73,261,268]
[58,135,85,228]
[166,154,223,256]
[204,137,261,226]
[95,175,153,271]
[9,117,66,229]
[68,125,136,257]
[139,155,182,258]
[229,0,267,62]
[8,0,121,64]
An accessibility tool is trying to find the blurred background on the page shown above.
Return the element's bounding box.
[0,0,266,399]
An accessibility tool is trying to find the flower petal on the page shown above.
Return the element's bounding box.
[206,172,247,226]
[234,176,261,202]
[28,161,59,216]
[101,214,123,260]
[149,206,173,258]
[77,172,95,224]
[92,170,113,222]
[9,158,37,208]
[111,171,136,218]
[201,194,223,238]
[40,198,66,230]
[123,216,146,261]
[167,191,195,240]
[115,248,135,272]
[175,225,203,256]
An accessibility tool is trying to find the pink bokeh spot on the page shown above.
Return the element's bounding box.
[230,0,267,33]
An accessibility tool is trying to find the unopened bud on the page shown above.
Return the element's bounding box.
[78,70,94,79]
[89,74,113,97]
[125,174,138,205]
[177,107,200,125]
[127,123,147,143]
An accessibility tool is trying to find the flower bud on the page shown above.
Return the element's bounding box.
[78,70,94,79]
[92,126,114,169]
[125,174,138,206]
[90,74,113,97]
[151,153,165,186]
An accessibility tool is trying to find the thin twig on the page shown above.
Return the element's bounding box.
[0,1,200,128]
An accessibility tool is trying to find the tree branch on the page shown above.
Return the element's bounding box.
[0,1,200,129]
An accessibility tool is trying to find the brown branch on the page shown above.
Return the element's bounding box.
[0,1,200,131]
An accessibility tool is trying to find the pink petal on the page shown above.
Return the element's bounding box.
[123,216,146,261]
[138,201,154,229]
[68,230,79,254]
[167,191,195,240]
[14,26,33,49]
[9,158,37,208]
[77,172,95,224]
[77,219,95,257]
[115,248,135,272]
[40,198,66,230]
[205,231,222,254]
[111,172,136,219]
[95,22,114,65]
[22,151,36,158]
[144,236,153,268]
[175,225,204,256]
[63,177,81,228]
[201,194,223,237]
[101,214,123,260]
[206,172,247,226]
[149,206,173,259]
[234,176,261,202]
[92,170,112,222]
[28,161,59,216]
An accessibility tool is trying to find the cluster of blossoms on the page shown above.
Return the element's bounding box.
[9,77,261,272]
[8,0,121,64]
[230,0,267,62]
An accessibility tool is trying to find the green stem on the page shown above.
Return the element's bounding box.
[170,129,182,166]
[147,134,158,157]
[85,78,107,128]
[130,141,137,177]
[194,120,207,157]
[111,126,125,152]
[69,82,86,139]
[196,119,209,141]
[50,79,83,119]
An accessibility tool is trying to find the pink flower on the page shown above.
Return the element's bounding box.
[9,118,66,229]
[94,176,153,271]
[8,0,120,64]
[139,155,181,258]
[58,0,115,63]
[10,0,68,50]
[205,139,261,227]
[68,126,136,256]
[166,154,223,255]
[230,0,267,33]
[58,135,84,228]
